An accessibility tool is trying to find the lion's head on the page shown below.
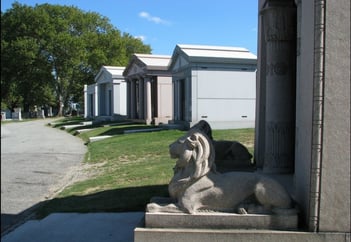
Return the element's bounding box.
[169,130,216,181]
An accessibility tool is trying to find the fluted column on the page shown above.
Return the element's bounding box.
[175,80,181,121]
[138,78,144,120]
[130,80,136,119]
[260,0,297,173]
[126,80,131,118]
[144,77,152,124]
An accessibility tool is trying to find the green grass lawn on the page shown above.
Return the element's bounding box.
[37,118,255,218]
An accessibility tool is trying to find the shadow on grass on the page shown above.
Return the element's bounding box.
[36,184,169,219]
[50,117,87,128]
[67,122,144,135]
[98,125,162,136]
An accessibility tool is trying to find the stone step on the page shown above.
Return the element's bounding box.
[134,227,346,242]
[74,128,94,135]
[89,135,112,142]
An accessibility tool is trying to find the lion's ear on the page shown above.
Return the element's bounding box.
[186,134,198,149]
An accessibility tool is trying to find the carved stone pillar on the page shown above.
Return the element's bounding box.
[261,0,297,173]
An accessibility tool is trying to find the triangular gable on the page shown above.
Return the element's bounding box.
[95,66,125,84]
[123,54,171,77]
[124,61,145,77]
[169,52,189,72]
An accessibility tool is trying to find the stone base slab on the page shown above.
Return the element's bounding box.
[145,212,298,230]
[134,227,349,242]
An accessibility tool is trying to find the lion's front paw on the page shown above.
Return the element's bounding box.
[146,203,161,213]
[238,207,248,214]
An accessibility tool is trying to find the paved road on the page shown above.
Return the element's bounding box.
[1,118,87,233]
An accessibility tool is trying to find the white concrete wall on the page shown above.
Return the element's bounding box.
[113,81,127,116]
[85,84,96,117]
[191,69,256,129]
[157,76,173,123]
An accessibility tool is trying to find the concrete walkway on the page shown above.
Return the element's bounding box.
[2,212,144,242]
[1,118,144,241]
[1,118,87,232]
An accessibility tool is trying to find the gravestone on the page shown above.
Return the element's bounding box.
[1,112,6,121]
[12,108,22,120]
[48,106,53,117]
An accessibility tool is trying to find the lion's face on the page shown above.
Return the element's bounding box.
[169,135,194,168]
[168,130,216,179]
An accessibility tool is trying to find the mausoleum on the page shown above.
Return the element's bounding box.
[123,54,173,125]
[168,44,257,130]
[84,66,126,121]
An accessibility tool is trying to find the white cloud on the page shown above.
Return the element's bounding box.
[139,11,170,25]
[134,35,146,41]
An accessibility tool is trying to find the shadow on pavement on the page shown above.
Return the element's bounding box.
[1,184,168,237]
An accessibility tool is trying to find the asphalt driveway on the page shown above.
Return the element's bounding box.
[1,118,87,233]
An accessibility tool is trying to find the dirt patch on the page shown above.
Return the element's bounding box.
[46,162,106,199]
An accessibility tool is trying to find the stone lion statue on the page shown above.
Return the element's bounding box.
[147,129,294,215]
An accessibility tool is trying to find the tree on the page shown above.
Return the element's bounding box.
[1,2,151,116]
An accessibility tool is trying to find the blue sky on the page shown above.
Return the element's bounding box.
[1,0,259,56]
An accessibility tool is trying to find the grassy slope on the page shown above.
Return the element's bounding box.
[37,118,254,217]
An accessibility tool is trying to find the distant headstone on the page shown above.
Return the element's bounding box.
[1,112,6,121]
[12,108,22,120]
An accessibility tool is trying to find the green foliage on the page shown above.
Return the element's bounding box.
[1,3,151,114]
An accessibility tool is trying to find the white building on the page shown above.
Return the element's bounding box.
[84,66,126,120]
[168,44,257,130]
[123,54,173,125]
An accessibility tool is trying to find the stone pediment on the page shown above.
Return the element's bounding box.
[95,66,124,83]
[126,62,145,76]
[96,71,112,84]
[170,55,188,72]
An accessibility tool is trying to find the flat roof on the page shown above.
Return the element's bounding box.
[176,44,257,60]
[101,66,125,77]
[95,66,125,82]
[134,54,171,68]
[123,54,171,76]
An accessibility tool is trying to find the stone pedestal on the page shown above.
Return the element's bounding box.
[135,212,346,242]
[135,227,348,242]
[144,212,298,230]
